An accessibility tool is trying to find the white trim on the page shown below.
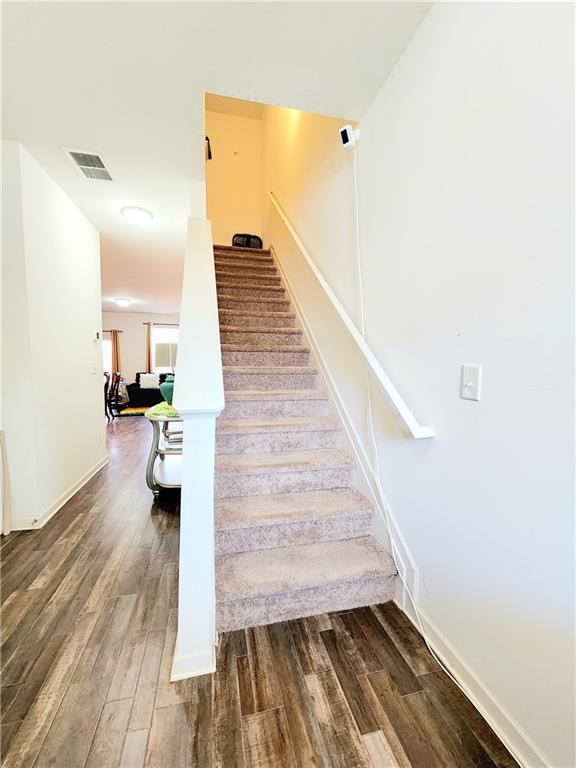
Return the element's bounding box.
[398,600,550,768]
[16,455,109,531]
[268,191,434,440]
[170,638,215,681]
[270,245,419,611]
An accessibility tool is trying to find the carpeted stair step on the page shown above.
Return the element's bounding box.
[215,270,282,287]
[215,536,396,631]
[223,366,318,391]
[215,448,354,499]
[214,258,278,275]
[214,244,272,259]
[221,390,329,419]
[216,416,341,454]
[219,326,303,346]
[221,344,310,367]
[216,282,286,300]
[215,488,373,554]
[217,294,291,312]
[218,308,296,329]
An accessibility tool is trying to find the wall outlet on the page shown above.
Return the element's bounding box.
[461,364,482,401]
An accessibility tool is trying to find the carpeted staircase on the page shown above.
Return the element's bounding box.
[214,244,396,631]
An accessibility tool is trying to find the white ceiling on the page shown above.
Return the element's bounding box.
[2,2,431,314]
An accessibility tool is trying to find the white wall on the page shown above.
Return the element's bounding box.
[101,311,180,383]
[2,142,107,530]
[262,4,574,767]
[205,110,263,246]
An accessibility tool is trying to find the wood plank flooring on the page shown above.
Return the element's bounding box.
[1,416,519,767]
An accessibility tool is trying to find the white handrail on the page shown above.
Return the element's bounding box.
[171,218,224,681]
[268,191,434,440]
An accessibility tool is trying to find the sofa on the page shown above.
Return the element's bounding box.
[125,372,173,408]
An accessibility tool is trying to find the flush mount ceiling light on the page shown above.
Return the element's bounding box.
[121,206,153,227]
[113,297,134,308]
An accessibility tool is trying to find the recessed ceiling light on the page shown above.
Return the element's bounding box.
[114,297,134,308]
[121,206,153,227]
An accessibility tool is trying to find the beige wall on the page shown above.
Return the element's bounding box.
[205,110,263,246]
[261,4,574,766]
[262,106,361,326]
[2,141,107,530]
[101,311,180,383]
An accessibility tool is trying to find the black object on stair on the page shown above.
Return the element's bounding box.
[232,233,263,249]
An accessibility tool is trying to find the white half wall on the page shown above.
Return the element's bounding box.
[262,4,574,766]
[2,141,107,530]
[101,311,180,383]
[206,110,263,246]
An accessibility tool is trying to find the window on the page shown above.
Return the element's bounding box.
[102,338,112,373]
[152,325,179,373]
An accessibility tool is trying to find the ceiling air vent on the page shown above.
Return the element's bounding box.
[64,148,113,181]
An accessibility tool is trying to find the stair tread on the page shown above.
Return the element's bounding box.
[221,344,309,352]
[219,309,295,318]
[214,260,277,271]
[214,244,271,256]
[216,268,278,277]
[215,488,371,530]
[216,536,395,600]
[216,448,354,474]
[219,325,300,335]
[224,389,327,401]
[216,277,281,286]
[218,417,339,433]
[223,365,316,373]
[217,282,285,292]
[218,294,289,304]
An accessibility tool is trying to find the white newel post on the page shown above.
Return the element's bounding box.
[170,217,224,681]
[171,411,220,680]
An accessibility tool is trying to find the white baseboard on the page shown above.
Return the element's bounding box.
[15,455,109,531]
[170,637,215,681]
[397,599,551,768]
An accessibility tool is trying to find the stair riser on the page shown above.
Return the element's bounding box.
[215,514,372,554]
[216,273,282,287]
[218,296,291,312]
[215,259,275,271]
[219,312,296,329]
[221,349,309,366]
[216,429,340,455]
[220,329,303,346]
[215,466,354,499]
[214,246,271,259]
[221,398,329,419]
[216,575,396,632]
[214,259,277,274]
[224,370,318,390]
[217,284,286,299]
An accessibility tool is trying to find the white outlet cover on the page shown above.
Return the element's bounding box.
[461,364,482,401]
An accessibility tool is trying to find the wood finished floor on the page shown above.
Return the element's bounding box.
[0,416,519,768]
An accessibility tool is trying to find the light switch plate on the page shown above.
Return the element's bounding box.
[461,364,482,401]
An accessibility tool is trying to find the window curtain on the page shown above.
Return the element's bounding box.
[145,322,153,373]
[110,329,121,373]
